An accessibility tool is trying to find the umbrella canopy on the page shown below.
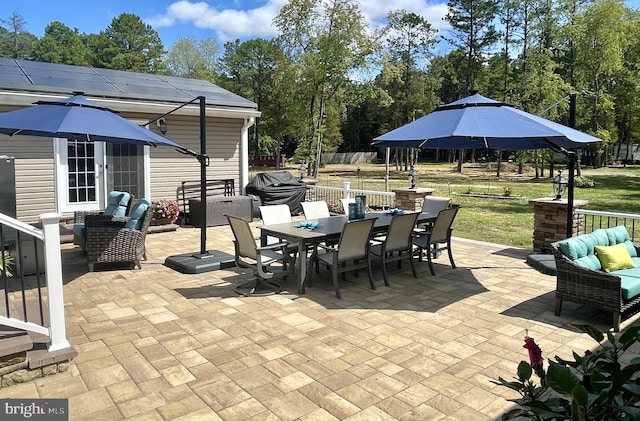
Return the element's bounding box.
[372,93,601,151]
[0,94,186,149]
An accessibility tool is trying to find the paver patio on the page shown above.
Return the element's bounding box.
[0,221,636,420]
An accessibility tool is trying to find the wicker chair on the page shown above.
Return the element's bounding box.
[551,241,640,332]
[85,201,152,272]
[73,191,134,250]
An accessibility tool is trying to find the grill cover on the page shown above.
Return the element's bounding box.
[246,171,307,215]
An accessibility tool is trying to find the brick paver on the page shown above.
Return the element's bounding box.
[1,221,636,420]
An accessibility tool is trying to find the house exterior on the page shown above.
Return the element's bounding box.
[0,58,260,223]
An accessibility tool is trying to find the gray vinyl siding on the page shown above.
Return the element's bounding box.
[0,133,55,223]
[145,115,242,202]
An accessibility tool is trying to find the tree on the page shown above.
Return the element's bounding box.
[219,38,281,160]
[165,36,219,79]
[445,0,500,91]
[31,22,91,65]
[274,0,374,176]
[89,13,165,73]
[0,12,35,59]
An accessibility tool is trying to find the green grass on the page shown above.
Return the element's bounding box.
[254,162,640,249]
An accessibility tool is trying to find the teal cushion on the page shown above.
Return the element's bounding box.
[573,255,602,271]
[590,229,610,247]
[605,226,631,246]
[124,199,150,230]
[611,270,640,300]
[104,191,131,217]
[623,240,638,258]
[559,234,599,260]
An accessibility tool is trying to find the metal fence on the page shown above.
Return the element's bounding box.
[305,182,395,211]
[575,209,640,242]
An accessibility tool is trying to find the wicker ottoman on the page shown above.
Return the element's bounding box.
[189,196,253,227]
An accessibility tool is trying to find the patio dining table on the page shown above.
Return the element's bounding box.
[259,211,438,294]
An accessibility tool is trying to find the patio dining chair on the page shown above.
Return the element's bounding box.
[226,214,292,296]
[308,217,377,299]
[370,212,420,286]
[259,204,301,263]
[301,201,331,220]
[412,206,459,275]
[339,198,355,214]
[415,196,451,233]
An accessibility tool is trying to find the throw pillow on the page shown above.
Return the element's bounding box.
[595,243,636,273]
[104,191,131,217]
[125,199,150,230]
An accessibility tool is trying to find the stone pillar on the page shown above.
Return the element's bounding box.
[529,198,588,253]
[392,188,435,211]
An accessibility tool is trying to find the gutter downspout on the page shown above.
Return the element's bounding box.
[241,117,255,194]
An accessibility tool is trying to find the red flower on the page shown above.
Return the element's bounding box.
[523,330,544,370]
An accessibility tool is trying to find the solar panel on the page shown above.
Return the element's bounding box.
[0,58,257,109]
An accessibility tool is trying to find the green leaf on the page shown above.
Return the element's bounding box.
[573,324,604,342]
[571,383,589,407]
[546,361,581,395]
[619,405,640,419]
[517,361,532,381]
[618,326,640,346]
[606,330,616,345]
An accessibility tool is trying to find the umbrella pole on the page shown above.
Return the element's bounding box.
[198,95,208,256]
[566,93,577,238]
[385,147,389,193]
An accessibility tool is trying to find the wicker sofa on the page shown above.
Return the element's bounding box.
[551,226,640,331]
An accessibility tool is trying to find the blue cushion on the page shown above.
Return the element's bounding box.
[73,223,86,238]
[103,191,131,217]
[611,270,640,300]
[124,199,150,230]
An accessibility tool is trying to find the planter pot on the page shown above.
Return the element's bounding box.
[151,217,175,226]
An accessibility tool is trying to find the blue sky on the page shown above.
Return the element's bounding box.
[5,0,452,53]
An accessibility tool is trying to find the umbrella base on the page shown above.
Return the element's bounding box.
[164,250,236,274]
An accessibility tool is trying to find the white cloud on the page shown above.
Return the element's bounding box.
[144,0,450,43]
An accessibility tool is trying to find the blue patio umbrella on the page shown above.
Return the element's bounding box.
[0,94,187,150]
[371,93,601,150]
[372,92,602,238]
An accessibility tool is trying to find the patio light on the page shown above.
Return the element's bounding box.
[157,118,168,135]
[408,165,419,189]
[552,169,568,200]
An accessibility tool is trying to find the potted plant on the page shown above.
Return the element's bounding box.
[151,199,180,225]
[493,325,640,420]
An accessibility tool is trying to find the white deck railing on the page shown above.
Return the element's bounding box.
[575,209,640,242]
[0,212,70,352]
[305,182,395,210]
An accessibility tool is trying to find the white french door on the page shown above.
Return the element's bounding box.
[55,137,151,213]
[54,138,105,213]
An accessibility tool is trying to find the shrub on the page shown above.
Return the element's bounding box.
[574,177,596,188]
[493,325,640,420]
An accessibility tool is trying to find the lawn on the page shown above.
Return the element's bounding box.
[254,162,640,249]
